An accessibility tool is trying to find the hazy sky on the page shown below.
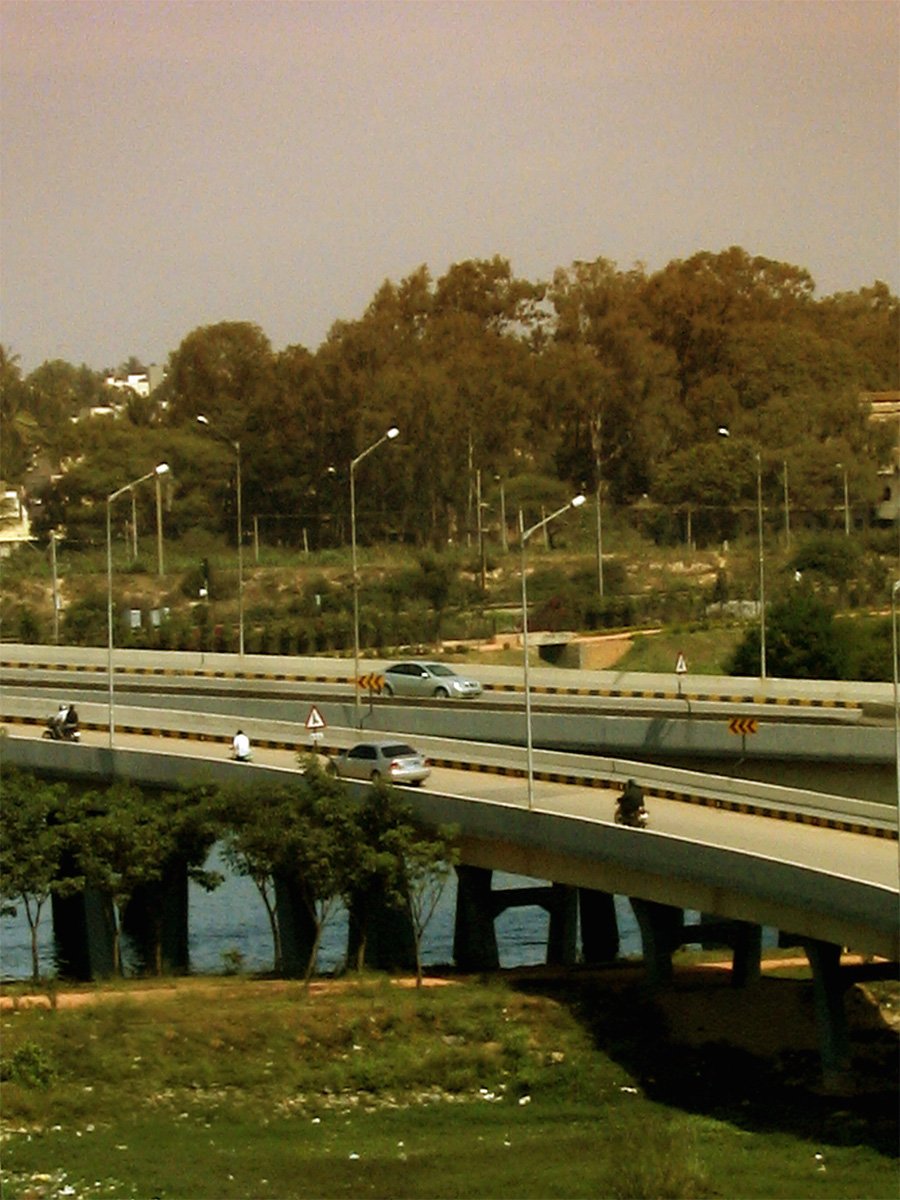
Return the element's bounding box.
[2,0,897,374]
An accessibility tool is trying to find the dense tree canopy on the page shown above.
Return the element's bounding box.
[5,246,896,550]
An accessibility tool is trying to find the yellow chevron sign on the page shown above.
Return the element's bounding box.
[728,716,758,736]
[357,673,384,693]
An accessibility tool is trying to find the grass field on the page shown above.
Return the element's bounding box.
[2,971,897,1200]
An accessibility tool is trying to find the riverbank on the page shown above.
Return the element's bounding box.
[2,964,897,1200]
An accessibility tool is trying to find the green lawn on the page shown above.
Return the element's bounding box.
[1,974,896,1199]
[613,626,746,675]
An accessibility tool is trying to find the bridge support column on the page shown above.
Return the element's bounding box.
[123,859,190,975]
[453,865,499,971]
[803,939,851,1087]
[273,874,317,979]
[51,889,115,981]
[630,898,682,985]
[696,916,762,987]
[546,884,578,966]
[579,889,619,963]
[347,882,416,972]
[730,921,762,987]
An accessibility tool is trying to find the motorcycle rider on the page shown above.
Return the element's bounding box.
[48,702,79,740]
[231,729,251,762]
[62,703,79,737]
[617,779,646,826]
[50,702,69,737]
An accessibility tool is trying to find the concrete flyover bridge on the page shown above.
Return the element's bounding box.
[3,712,897,1083]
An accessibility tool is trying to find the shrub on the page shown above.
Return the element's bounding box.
[838,615,893,682]
[61,592,107,645]
[728,585,845,679]
[792,533,862,586]
[0,1042,57,1088]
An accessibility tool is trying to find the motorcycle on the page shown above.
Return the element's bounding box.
[615,803,648,829]
[615,780,648,828]
[43,716,81,742]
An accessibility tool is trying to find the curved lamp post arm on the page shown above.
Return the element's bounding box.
[197,416,244,656]
[520,494,585,810]
[718,427,766,680]
[107,463,169,748]
[892,580,900,822]
[522,495,586,545]
[351,427,399,723]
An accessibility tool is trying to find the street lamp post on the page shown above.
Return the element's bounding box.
[107,464,169,748]
[718,428,766,679]
[836,462,850,536]
[592,412,604,598]
[519,493,585,809]
[197,415,244,657]
[131,491,138,559]
[892,580,900,820]
[494,474,508,554]
[476,469,487,592]
[49,532,60,644]
[155,468,166,576]
[351,427,399,722]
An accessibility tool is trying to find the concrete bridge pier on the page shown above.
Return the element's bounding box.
[123,860,190,975]
[629,897,683,984]
[453,865,500,971]
[454,871,617,971]
[803,939,851,1087]
[347,882,417,972]
[546,884,579,966]
[578,889,620,963]
[697,917,763,986]
[491,881,579,966]
[51,889,115,980]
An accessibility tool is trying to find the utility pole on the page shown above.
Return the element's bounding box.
[50,533,60,644]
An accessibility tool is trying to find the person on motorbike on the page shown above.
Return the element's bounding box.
[62,703,79,736]
[231,729,251,762]
[50,702,70,737]
[617,779,647,826]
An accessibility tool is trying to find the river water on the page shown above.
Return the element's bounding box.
[0,844,654,981]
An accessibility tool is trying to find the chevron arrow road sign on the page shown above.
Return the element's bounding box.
[357,673,384,693]
[728,716,758,736]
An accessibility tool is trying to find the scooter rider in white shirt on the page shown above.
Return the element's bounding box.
[231,729,251,762]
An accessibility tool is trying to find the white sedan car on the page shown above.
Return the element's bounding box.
[332,741,431,785]
[382,661,482,700]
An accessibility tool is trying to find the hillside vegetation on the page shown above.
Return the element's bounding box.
[2,247,896,678]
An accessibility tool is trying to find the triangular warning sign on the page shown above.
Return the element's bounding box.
[675,653,688,674]
[305,705,327,731]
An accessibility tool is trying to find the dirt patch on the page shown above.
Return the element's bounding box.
[0,974,456,1012]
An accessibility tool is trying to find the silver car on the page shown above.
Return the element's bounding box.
[383,661,483,700]
[333,741,431,785]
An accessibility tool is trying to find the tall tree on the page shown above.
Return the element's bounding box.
[71,783,176,976]
[162,321,274,438]
[0,769,77,984]
[0,346,38,482]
